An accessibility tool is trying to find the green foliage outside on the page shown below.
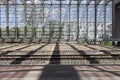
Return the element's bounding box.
[99,41,113,46]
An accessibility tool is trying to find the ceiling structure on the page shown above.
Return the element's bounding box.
[114,0,120,5]
[0,0,117,5]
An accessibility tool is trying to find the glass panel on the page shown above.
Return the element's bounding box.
[9,4,16,38]
[18,5,24,38]
[1,5,6,38]
[88,4,95,40]
[106,1,112,39]
[62,4,69,40]
[70,5,77,40]
[97,4,105,41]
[79,5,87,40]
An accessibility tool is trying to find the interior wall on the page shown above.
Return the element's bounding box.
[113,3,120,38]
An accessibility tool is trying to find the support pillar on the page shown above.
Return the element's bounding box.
[15,0,18,39]
[24,0,27,38]
[68,4,71,41]
[59,0,62,41]
[104,4,106,39]
[6,0,9,39]
[0,4,1,38]
[86,5,88,43]
[94,0,97,44]
[77,1,80,42]
[42,1,45,39]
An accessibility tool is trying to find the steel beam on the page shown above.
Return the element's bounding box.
[87,0,92,5]
[105,0,111,5]
[69,0,72,5]
[20,0,25,4]
[30,0,35,4]
[9,0,16,4]
[0,0,7,4]
[78,0,82,4]
[39,0,44,4]
[114,0,120,4]
[96,0,101,5]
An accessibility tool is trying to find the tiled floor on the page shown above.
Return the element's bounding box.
[0,43,120,79]
[0,65,120,80]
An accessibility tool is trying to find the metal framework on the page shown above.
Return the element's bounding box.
[0,0,113,42]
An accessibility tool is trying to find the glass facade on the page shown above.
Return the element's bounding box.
[0,0,113,42]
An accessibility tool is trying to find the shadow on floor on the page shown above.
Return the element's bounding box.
[84,45,98,50]
[0,45,32,55]
[38,65,81,80]
[49,43,60,64]
[84,45,117,58]
[10,44,48,64]
[90,65,120,76]
[67,43,100,64]
[0,45,18,50]
[38,43,81,80]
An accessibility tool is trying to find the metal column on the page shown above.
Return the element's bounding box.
[112,0,115,39]
[6,0,9,39]
[86,5,88,42]
[77,1,80,42]
[49,2,52,40]
[104,4,106,39]
[68,3,71,41]
[24,0,27,38]
[59,0,62,40]
[112,0,115,45]
[32,4,36,39]
[0,4,1,38]
[15,0,18,39]
[42,1,45,38]
[94,0,97,44]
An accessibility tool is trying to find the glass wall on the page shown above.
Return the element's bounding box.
[0,0,113,42]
